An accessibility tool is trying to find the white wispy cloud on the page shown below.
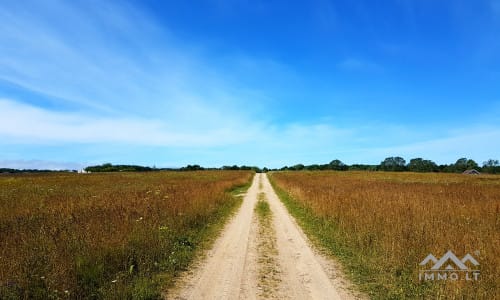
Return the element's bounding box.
[0,97,354,150]
[0,0,274,149]
[0,0,262,118]
[0,99,260,147]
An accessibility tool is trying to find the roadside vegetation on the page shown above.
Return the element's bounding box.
[0,171,253,299]
[270,171,499,299]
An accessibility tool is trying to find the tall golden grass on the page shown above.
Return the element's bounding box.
[0,171,252,299]
[270,171,499,299]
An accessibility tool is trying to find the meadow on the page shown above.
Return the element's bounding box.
[270,171,499,299]
[0,171,253,299]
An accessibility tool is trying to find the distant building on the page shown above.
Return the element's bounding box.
[463,169,480,175]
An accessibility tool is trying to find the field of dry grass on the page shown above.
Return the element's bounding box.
[270,171,499,299]
[0,171,252,299]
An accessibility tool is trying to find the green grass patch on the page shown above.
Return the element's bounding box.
[255,193,271,218]
[229,178,254,198]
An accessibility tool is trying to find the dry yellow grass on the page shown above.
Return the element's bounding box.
[0,171,252,299]
[270,171,500,299]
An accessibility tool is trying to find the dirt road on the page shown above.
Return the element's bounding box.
[167,173,359,299]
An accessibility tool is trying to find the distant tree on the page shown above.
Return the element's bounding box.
[482,159,500,174]
[453,157,478,172]
[306,164,321,170]
[438,164,452,173]
[0,168,59,173]
[348,164,377,171]
[329,159,348,171]
[454,158,468,172]
[84,163,153,172]
[317,164,328,170]
[222,165,240,170]
[291,164,305,171]
[466,159,479,170]
[380,157,406,171]
[0,168,19,173]
[181,164,204,171]
[251,166,262,172]
[408,158,438,172]
[234,166,261,172]
[483,159,499,167]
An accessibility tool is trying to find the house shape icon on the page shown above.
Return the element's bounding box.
[419,250,479,271]
[432,251,468,270]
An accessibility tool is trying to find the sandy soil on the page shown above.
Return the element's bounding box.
[166,173,362,299]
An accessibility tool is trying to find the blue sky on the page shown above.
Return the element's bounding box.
[1,0,499,169]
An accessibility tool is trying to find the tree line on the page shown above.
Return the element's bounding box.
[84,163,154,172]
[0,168,74,174]
[278,157,500,174]
[82,164,264,172]
[2,158,499,174]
